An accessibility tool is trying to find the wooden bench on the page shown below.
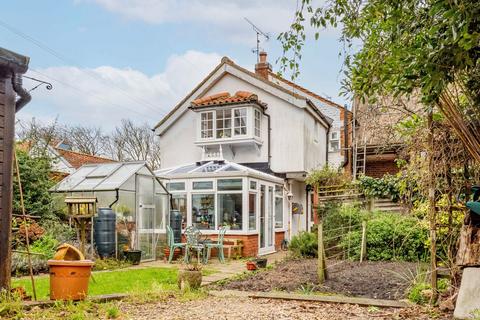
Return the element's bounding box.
[209,238,244,259]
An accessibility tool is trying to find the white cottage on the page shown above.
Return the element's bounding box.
[154,53,347,256]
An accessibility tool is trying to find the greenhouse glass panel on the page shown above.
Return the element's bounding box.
[87,163,121,178]
[96,163,144,190]
[54,166,96,191]
[73,177,104,191]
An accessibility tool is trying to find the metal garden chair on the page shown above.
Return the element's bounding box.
[204,227,227,263]
[184,226,205,264]
[166,225,186,263]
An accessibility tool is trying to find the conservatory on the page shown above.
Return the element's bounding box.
[155,160,288,256]
[51,161,169,261]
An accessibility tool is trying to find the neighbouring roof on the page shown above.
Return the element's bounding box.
[54,148,115,169]
[190,91,267,109]
[155,159,284,184]
[0,47,29,74]
[52,161,148,192]
[268,72,345,111]
[154,56,339,130]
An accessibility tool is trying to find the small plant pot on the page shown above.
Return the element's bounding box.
[123,250,142,265]
[246,261,257,271]
[48,260,94,300]
[178,270,202,289]
[255,258,268,268]
[164,247,182,261]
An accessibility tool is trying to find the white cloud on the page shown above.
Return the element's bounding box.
[19,50,222,130]
[82,0,299,45]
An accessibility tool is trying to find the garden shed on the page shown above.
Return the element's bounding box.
[51,161,170,261]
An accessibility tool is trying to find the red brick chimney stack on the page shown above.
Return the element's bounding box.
[255,51,272,80]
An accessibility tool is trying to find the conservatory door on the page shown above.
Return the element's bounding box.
[259,184,275,255]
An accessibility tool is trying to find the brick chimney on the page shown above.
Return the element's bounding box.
[255,51,272,80]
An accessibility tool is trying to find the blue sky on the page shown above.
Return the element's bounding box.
[2,0,347,130]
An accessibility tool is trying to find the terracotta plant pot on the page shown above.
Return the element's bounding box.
[178,270,202,289]
[246,261,257,271]
[123,250,142,265]
[48,260,94,300]
[164,247,182,261]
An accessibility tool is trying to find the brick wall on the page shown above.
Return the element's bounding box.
[275,231,285,251]
[365,160,399,178]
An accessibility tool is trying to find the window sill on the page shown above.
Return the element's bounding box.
[195,136,263,146]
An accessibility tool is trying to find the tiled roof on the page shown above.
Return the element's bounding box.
[55,148,115,169]
[191,91,266,108]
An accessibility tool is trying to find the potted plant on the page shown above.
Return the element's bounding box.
[254,257,268,268]
[246,258,257,271]
[116,205,142,265]
[178,262,203,290]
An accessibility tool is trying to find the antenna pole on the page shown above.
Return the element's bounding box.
[244,17,270,62]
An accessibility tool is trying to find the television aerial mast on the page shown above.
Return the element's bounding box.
[244,18,270,62]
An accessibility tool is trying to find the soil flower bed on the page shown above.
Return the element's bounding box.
[216,258,420,300]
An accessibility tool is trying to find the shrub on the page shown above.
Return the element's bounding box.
[342,212,429,261]
[357,174,401,202]
[407,278,449,304]
[40,218,76,244]
[306,165,349,187]
[289,231,318,258]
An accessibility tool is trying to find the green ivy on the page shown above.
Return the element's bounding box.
[357,174,401,202]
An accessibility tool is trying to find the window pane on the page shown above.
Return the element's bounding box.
[201,112,214,139]
[275,185,282,196]
[171,194,187,229]
[192,194,215,230]
[233,108,247,136]
[166,182,185,191]
[250,181,257,190]
[218,193,242,230]
[268,186,274,246]
[193,181,213,190]
[330,140,340,152]
[275,197,283,228]
[249,193,256,230]
[218,179,242,191]
[216,109,232,138]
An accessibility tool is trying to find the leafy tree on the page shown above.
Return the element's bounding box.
[279,0,480,161]
[13,148,58,220]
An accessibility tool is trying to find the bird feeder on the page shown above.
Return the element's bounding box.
[65,196,97,257]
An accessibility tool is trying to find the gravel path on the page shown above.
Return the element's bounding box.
[121,296,450,320]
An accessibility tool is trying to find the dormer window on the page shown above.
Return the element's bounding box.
[192,91,267,146]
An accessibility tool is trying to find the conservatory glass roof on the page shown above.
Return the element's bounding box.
[155,160,284,183]
[52,161,147,192]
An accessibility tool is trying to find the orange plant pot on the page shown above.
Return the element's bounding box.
[246,261,257,271]
[48,260,94,300]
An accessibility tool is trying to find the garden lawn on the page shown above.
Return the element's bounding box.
[12,267,179,301]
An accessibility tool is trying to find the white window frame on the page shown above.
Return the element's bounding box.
[274,185,284,229]
[254,109,261,137]
[200,111,214,139]
[233,107,248,137]
[215,109,232,139]
[329,130,340,152]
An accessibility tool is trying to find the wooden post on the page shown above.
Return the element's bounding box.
[427,111,438,304]
[317,219,327,282]
[360,220,367,262]
[0,72,16,291]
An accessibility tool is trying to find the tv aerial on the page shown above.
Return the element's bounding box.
[244,18,270,62]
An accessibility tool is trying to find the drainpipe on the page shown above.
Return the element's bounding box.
[12,73,31,112]
[108,189,120,208]
[262,110,272,168]
[342,104,349,168]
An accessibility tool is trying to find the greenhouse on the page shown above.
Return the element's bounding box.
[51,161,170,261]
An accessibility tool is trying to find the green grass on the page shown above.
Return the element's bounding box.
[12,267,179,301]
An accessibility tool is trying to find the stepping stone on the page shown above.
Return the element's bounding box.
[454,267,480,319]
